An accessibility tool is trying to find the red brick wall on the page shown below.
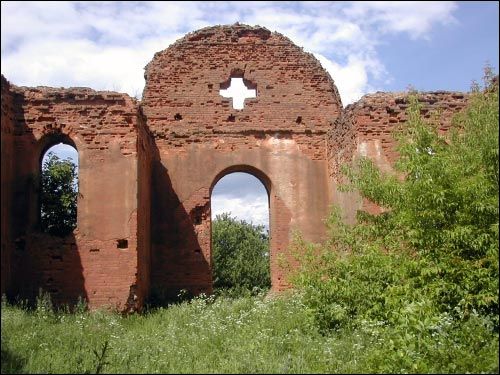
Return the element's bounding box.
[329,91,469,219]
[142,24,342,296]
[0,24,473,310]
[4,81,142,310]
[1,76,15,295]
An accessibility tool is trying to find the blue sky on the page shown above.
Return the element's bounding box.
[2,1,498,227]
[378,1,499,92]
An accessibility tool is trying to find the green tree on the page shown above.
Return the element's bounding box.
[292,68,499,331]
[212,213,271,294]
[345,72,498,262]
[343,69,498,319]
[40,151,78,236]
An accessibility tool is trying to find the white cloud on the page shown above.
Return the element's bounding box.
[343,1,458,39]
[315,53,373,106]
[211,195,269,229]
[1,36,177,97]
[1,1,459,104]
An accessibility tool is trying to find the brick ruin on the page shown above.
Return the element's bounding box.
[0,24,470,311]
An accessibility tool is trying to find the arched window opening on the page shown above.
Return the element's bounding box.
[40,142,79,236]
[211,172,270,296]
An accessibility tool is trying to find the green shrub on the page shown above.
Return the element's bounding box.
[212,213,271,295]
[291,68,499,336]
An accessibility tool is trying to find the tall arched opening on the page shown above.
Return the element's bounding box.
[38,136,79,236]
[210,166,271,294]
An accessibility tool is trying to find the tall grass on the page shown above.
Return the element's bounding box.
[1,291,498,374]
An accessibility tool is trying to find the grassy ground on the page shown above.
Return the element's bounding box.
[1,292,498,374]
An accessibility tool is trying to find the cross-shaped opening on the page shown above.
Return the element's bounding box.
[220,78,256,110]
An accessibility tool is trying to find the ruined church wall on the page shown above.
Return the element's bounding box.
[5,81,143,310]
[2,23,475,310]
[1,76,16,295]
[141,25,342,297]
[328,91,470,221]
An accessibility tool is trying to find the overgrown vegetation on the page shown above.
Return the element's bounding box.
[2,71,498,374]
[40,151,78,236]
[288,68,499,371]
[3,292,320,374]
[212,213,271,296]
[2,289,497,374]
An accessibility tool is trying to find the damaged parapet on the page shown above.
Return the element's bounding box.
[328,91,470,220]
[0,75,151,311]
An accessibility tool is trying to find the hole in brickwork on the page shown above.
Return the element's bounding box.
[296,116,302,124]
[191,205,207,225]
[211,172,270,293]
[219,77,256,110]
[40,140,78,237]
[227,114,236,122]
[15,238,25,251]
[174,113,182,121]
[90,248,100,252]
[117,239,128,249]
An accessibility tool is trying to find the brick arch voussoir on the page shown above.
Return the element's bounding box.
[209,164,272,198]
[36,131,80,168]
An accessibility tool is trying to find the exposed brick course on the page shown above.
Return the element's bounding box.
[142,24,341,298]
[329,91,469,218]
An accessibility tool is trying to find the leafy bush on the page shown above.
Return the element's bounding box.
[40,151,78,236]
[291,69,499,336]
[212,213,271,295]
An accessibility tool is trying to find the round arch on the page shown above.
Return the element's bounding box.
[37,132,78,168]
[209,164,272,292]
[37,132,79,235]
[210,164,272,198]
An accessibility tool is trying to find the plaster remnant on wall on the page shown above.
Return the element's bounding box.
[358,141,368,157]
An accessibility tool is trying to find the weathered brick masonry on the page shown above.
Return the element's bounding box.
[1,79,144,310]
[328,91,469,220]
[0,24,469,310]
[141,24,341,298]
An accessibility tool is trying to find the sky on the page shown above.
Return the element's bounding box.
[3,1,498,228]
